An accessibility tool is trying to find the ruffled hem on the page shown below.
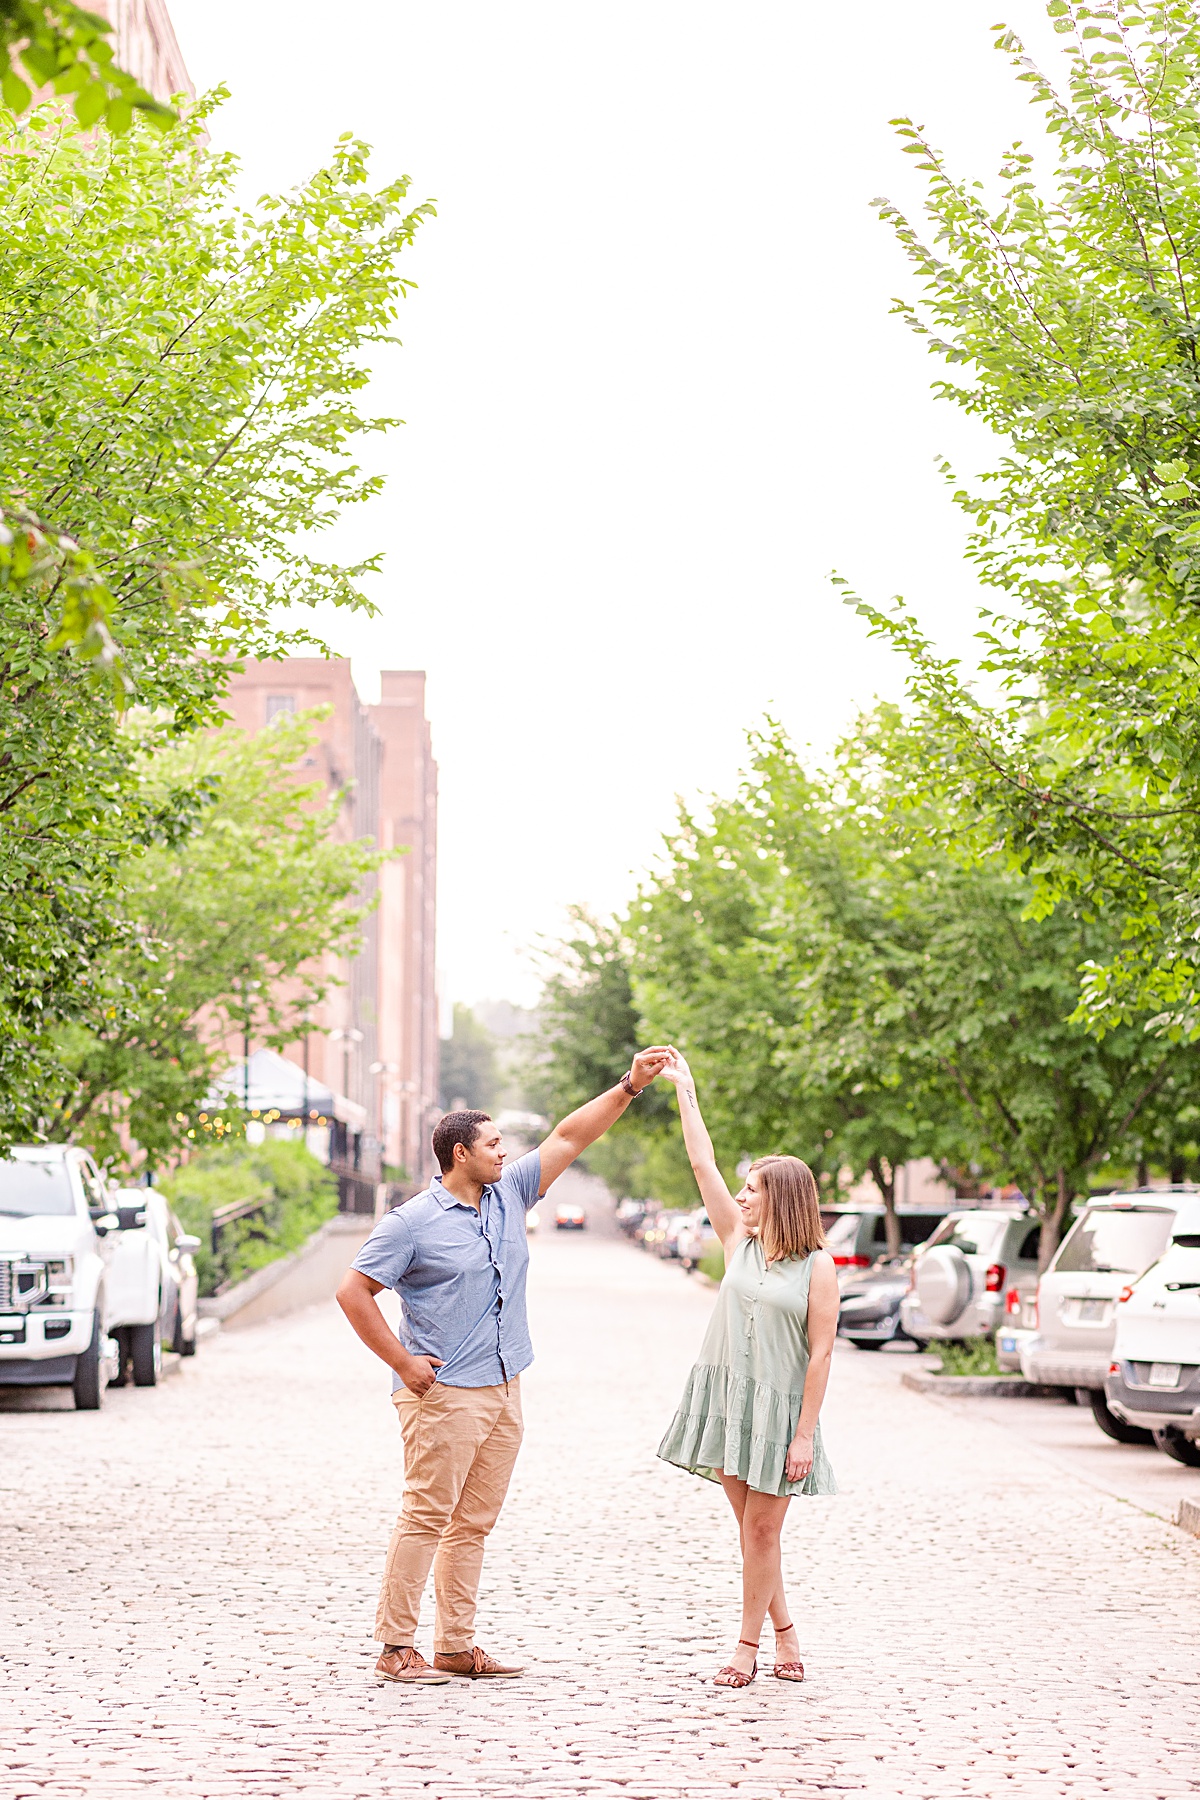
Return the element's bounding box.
[656,1360,837,1498]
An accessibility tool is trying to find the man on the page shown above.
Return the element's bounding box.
[336,1047,669,1685]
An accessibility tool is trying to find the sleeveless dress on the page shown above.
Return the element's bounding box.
[657,1236,838,1498]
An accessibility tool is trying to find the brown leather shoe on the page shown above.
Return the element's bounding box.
[375,1645,451,1685]
[433,1646,524,1679]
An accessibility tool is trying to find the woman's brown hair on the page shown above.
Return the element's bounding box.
[751,1155,825,1263]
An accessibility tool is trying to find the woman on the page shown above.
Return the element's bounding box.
[656,1048,838,1689]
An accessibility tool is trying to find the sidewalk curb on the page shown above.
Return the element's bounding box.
[1178,1497,1200,1538]
[902,1371,1064,1399]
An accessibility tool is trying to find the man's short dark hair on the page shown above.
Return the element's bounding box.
[432,1110,492,1174]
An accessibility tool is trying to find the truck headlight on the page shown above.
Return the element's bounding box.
[19,1257,74,1308]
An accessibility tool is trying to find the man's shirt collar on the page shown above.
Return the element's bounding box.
[431,1173,492,1210]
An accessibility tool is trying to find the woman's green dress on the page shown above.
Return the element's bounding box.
[657,1235,838,1498]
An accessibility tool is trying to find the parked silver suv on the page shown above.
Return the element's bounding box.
[1019,1190,1191,1442]
[900,1209,1041,1346]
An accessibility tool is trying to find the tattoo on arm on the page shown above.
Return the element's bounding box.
[684,1084,697,1110]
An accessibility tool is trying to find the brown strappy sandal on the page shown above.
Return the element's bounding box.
[713,1639,758,1688]
[771,1620,805,1682]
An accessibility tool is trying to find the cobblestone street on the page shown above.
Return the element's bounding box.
[3,1194,1199,1800]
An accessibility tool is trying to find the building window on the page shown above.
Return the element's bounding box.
[266,694,296,723]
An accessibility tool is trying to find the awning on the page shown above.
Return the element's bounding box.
[208,1048,367,1130]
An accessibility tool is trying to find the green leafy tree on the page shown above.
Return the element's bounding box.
[634,721,1200,1262]
[0,2,174,133]
[439,1005,499,1112]
[851,3,1200,1040]
[529,909,692,1203]
[0,101,431,1144]
[49,711,384,1172]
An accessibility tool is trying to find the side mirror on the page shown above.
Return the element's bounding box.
[91,1213,119,1236]
[174,1233,202,1255]
[116,1205,147,1231]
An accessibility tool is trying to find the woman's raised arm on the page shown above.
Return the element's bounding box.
[660,1049,744,1252]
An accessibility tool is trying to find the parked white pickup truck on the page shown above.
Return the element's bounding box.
[0,1147,200,1409]
[107,1188,201,1383]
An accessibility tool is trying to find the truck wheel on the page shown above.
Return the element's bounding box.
[129,1320,161,1387]
[1153,1425,1200,1466]
[72,1313,105,1411]
[1087,1389,1154,1445]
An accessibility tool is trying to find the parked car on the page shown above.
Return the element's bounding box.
[1016,1190,1191,1441]
[107,1189,201,1381]
[677,1209,718,1272]
[639,1208,670,1252]
[822,1206,952,1281]
[900,1209,1041,1346]
[615,1199,646,1236]
[555,1200,586,1231]
[1105,1197,1200,1466]
[837,1260,921,1350]
[658,1211,695,1260]
[0,1146,122,1409]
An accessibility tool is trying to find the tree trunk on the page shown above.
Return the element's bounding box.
[869,1153,901,1258]
[1137,1156,1149,1188]
[1170,1153,1186,1185]
[1038,1168,1074,1272]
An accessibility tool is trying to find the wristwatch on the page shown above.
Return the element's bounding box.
[620,1071,643,1098]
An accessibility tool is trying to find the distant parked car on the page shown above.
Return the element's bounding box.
[1106,1197,1200,1466]
[677,1209,718,1272]
[526,1207,541,1233]
[555,1200,586,1231]
[1017,1191,1191,1441]
[615,1199,645,1236]
[822,1206,952,1281]
[837,1260,921,1350]
[639,1209,670,1252]
[900,1209,1041,1346]
[658,1212,694,1259]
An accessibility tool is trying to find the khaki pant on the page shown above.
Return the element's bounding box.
[375,1376,524,1654]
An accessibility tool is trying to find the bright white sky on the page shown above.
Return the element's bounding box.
[170,0,1067,1010]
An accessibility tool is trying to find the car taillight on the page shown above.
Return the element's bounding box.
[1117,1284,1133,1304]
[833,1255,871,1268]
[1005,1285,1021,1317]
[985,1262,1006,1294]
[1109,1361,1120,1375]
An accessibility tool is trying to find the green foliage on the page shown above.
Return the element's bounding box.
[439,1005,499,1111]
[49,711,384,1172]
[854,4,1200,1040]
[160,1138,337,1296]
[527,908,680,1196]
[933,1338,1003,1379]
[632,718,1200,1260]
[0,1,175,133]
[0,102,430,1147]
[698,1244,725,1284]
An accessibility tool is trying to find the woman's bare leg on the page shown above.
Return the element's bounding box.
[719,1474,793,1632]
[718,1477,793,1674]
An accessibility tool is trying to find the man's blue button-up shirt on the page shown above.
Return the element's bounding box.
[352,1149,541,1390]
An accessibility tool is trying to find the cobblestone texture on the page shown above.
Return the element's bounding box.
[2,1199,1199,1800]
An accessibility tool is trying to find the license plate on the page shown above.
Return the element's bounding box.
[0,1315,26,1345]
[1078,1298,1107,1322]
[1149,1362,1181,1388]
[999,1335,1017,1353]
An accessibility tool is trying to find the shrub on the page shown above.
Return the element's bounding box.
[933,1337,1003,1379]
[160,1139,337,1295]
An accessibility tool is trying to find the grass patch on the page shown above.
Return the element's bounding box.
[932,1337,1003,1378]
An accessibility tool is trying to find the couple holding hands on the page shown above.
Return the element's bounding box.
[337,1044,838,1691]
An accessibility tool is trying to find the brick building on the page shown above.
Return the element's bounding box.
[90,0,194,103]
[223,660,439,1206]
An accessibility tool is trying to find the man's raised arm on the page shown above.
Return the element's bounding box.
[536,1047,669,1195]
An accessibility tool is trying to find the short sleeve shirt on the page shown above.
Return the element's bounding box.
[352,1149,541,1389]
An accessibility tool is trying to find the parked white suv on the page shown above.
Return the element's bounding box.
[900,1209,1041,1346]
[1105,1198,1200,1467]
[1017,1190,1190,1443]
[0,1150,197,1409]
[0,1146,121,1408]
